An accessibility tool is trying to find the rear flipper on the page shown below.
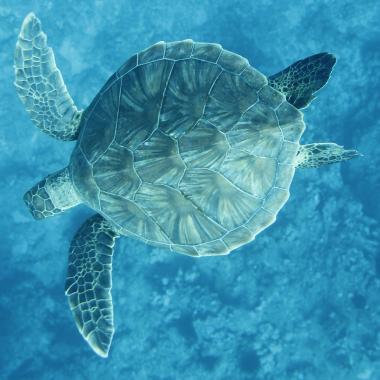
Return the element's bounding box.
[268,53,336,109]
[295,143,361,168]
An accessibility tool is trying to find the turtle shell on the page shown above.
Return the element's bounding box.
[70,40,305,257]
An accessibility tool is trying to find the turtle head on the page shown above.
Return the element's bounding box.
[23,179,54,220]
[23,168,81,220]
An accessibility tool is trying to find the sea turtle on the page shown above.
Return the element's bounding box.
[14,13,359,357]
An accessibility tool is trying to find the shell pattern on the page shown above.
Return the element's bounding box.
[70,40,305,256]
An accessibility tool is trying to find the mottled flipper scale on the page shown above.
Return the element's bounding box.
[65,215,119,358]
[295,143,360,168]
[268,53,336,109]
[14,13,82,140]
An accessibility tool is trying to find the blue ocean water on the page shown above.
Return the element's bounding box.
[1,1,380,379]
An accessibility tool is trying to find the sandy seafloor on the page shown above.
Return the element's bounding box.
[1,1,380,379]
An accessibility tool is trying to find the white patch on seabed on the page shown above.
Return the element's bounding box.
[357,367,374,380]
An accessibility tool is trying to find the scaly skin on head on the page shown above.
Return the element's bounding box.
[24,167,81,219]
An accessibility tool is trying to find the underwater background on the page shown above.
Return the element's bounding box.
[1,0,379,379]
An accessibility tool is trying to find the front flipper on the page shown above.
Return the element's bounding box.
[295,143,360,168]
[268,53,336,109]
[14,13,82,140]
[65,214,119,357]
